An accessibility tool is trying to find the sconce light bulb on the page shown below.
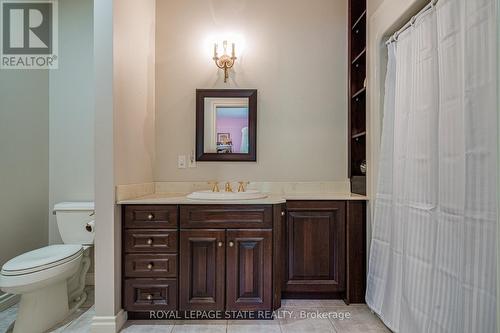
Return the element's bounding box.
[223,40,228,55]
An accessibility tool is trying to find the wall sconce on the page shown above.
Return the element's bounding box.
[213,40,236,83]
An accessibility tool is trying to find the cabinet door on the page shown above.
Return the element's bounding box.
[285,201,346,293]
[226,229,272,310]
[179,230,225,311]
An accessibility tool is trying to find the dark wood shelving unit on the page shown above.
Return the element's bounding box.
[351,131,366,139]
[351,10,366,30]
[348,0,367,195]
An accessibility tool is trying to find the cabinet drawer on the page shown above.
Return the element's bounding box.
[124,278,177,311]
[124,205,178,229]
[124,229,178,253]
[180,205,272,228]
[125,254,177,278]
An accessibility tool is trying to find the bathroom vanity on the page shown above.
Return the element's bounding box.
[121,197,366,318]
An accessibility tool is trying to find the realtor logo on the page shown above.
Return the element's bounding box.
[1,0,58,69]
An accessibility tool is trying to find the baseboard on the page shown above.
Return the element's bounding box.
[90,309,127,333]
[0,293,19,312]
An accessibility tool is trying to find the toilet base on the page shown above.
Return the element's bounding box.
[13,280,69,333]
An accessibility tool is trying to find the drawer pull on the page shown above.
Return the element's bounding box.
[281,211,285,216]
[147,213,154,220]
[146,294,153,300]
[218,241,223,247]
[147,263,154,270]
[147,238,153,245]
[229,241,234,247]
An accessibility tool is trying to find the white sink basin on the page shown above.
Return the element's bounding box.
[186,190,268,201]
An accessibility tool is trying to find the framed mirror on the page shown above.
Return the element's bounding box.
[196,89,257,161]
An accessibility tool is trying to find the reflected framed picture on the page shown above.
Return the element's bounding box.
[217,133,231,144]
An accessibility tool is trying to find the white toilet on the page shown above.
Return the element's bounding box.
[0,202,95,333]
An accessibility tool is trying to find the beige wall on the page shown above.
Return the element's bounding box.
[92,0,155,331]
[154,0,348,182]
[92,0,119,328]
[368,0,385,17]
[49,0,94,244]
[0,71,49,288]
[114,0,155,185]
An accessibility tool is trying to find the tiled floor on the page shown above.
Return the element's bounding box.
[0,296,390,333]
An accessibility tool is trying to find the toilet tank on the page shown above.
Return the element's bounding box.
[54,202,95,245]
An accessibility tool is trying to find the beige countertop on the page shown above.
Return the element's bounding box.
[117,192,367,205]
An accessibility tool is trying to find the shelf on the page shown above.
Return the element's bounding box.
[351,10,366,30]
[351,131,366,139]
[351,175,366,195]
[351,87,366,99]
[351,48,366,64]
[349,0,367,195]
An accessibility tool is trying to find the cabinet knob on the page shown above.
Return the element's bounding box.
[281,211,285,216]
[147,213,154,220]
[146,294,153,300]
[147,238,153,245]
[355,29,359,34]
[147,263,153,270]
[218,241,223,247]
[229,241,234,247]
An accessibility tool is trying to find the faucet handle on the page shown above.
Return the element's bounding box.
[237,181,249,192]
[208,181,220,192]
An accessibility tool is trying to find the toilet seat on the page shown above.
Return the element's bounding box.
[1,245,83,276]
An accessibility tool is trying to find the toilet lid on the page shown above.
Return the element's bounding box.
[1,244,83,276]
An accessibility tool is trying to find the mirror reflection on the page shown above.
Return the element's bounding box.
[204,98,249,154]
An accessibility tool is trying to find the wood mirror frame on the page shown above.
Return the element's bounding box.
[196,89,257,161]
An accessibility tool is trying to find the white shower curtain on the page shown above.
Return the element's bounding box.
[366,0,498,332]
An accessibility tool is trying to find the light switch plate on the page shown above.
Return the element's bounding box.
[178,155,186,169]
[188,151,196,168]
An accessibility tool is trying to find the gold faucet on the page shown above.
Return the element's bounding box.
[237,181,249,192]
[208,181,220,192]
[224,182,233,192]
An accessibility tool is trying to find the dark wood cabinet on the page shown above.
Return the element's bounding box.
[179,228,273,312]
[345,200,366,303]
[282,200,366,303]
[284,201,346,295]
[123,205,179,313]
[226,229,272,310]
[122,200,366,316]
[179,229,225,311]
